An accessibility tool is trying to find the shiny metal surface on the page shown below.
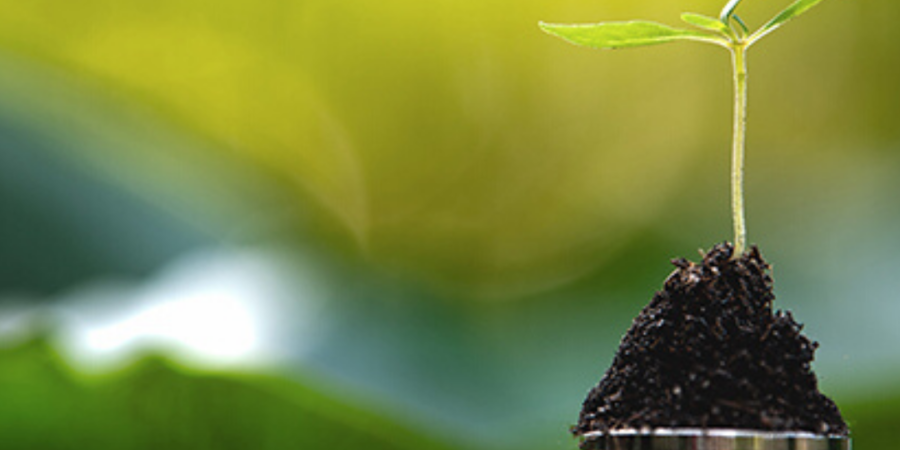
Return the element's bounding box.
[580,428,851,450]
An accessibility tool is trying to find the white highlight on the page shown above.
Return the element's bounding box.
[53,248,323,370]
[81,287,258,363]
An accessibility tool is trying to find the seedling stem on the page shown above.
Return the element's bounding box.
[730,43,748,257]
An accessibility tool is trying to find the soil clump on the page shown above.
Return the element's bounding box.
[573,243,848,442]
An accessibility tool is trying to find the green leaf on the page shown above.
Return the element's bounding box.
[0,339,460,450]
[751,0,827,42]
[719,0,745,21]
[539,21,725,50]
[680,12,730,35]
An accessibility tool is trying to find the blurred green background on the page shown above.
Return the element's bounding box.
[0,0,897,448]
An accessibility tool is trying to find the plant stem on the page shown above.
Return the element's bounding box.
[730,44,748,257]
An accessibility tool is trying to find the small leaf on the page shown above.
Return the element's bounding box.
[752,0,827,41]
[719,0,745,21]
[539,21,725,50]
[681,12,730,35]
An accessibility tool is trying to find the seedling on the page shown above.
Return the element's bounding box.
[540,0,827,257]
[541,2,850,442]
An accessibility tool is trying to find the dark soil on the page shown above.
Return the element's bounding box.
[573,243,848,441]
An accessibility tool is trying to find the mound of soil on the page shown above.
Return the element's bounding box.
[573,243,848,441]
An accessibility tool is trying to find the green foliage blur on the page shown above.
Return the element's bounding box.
[0,0,899,449]
[0,336,456,450]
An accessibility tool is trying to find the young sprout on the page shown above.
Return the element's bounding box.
[540,0,827,257]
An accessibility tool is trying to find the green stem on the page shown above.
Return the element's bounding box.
[730,44,748,257]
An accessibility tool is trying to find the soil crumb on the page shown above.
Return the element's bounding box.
[574,243,848,441]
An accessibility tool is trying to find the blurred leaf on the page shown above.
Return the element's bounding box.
[840,391,900,450]
[0,337,459,450]
[539,21,726,49]
[751,0,827,42]
[680,13,730,35]
[0,337,124,448]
